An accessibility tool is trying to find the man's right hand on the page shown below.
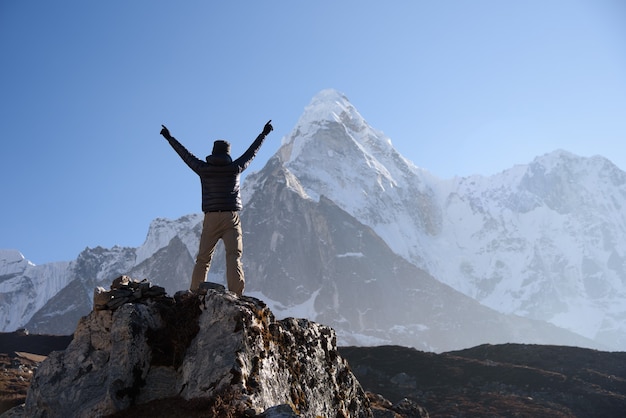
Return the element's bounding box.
[262,120,273,136]
[160,125,172,139]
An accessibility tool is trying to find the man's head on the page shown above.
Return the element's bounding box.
[212,140,230,156]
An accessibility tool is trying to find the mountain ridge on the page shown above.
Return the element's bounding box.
[265,90,626,349]
[2,89,626,352]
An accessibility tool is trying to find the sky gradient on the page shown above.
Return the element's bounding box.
[2,1,625,264]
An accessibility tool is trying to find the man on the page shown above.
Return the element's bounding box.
[159,120,273,295]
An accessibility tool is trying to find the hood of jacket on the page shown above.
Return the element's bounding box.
[205,154,232,165]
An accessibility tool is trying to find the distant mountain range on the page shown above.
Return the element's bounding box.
[2,89,625,352]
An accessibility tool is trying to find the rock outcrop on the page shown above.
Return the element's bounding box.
[15,277,371,417]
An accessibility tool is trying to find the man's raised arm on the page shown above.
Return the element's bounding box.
[160,124,205,173]
[235,120,273,170]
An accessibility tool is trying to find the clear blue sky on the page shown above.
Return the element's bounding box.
[1,1,625,264]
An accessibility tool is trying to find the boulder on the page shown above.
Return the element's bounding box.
[18,278,371,417]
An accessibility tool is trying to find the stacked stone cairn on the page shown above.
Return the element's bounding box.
[93,275,167,311]
[93,276,227,311]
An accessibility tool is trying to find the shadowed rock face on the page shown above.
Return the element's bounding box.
[17,282,371,418]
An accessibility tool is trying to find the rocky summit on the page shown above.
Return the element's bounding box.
[7,277,371,418]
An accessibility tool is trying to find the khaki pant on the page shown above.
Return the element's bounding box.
[190,211,245,295]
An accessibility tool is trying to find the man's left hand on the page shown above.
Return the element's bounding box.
[262,120,273,136]
[160,125,172,139]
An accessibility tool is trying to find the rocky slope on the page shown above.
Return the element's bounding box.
[341,344,626,417]
[3,331,625,417]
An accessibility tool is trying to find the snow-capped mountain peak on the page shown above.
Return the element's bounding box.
[0,249,71,332]
[0,249,34,276]
[270,92,626,350]
[3,89,626,352]
[279,89,397,172]
[281,89,361,145]
[135,214,203,265]
[274,90,444,267]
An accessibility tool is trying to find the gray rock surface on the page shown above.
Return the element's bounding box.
[16,279,371,417]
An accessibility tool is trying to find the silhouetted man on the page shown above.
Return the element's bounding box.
[159,120,273,295]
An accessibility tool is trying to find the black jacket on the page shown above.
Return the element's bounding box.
[167,132,267,212]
